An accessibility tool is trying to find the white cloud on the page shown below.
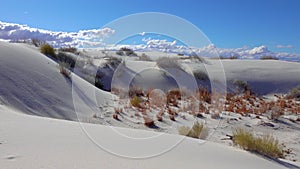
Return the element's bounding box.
[276,44,294,49]
[1,21,299,62]
[116,38,300,61]
[139,32,146,36]
[0,21,115,47]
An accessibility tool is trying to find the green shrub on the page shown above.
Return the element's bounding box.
[233,128,285,158]
[40,44,56,59]
[178,121,208,139]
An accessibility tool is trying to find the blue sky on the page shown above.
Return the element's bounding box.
[1,0,300,53]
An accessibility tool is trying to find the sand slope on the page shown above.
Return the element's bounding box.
[0,105,291,169]
[0,42,112,121]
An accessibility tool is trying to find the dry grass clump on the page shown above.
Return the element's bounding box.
[129,86,144,98]
[130,96,142,108]
[233,128,285,158]
[40,44,56,59]
[178,121,208,139]
[167,89,181,107]
[148,89,167,108]
[286,86,300,101]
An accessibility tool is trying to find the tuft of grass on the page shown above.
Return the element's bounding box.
[233,128,285,158]
[130,96,142,108]
[178,121,208,139]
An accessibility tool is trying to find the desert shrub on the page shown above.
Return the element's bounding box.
[40,44,56,59]
[104,56,122,68]
[198,87,211,103]
[156,57,182,69]
[129,86,144,98]
[139,53,152,61]
[269,106,283,120]
[233,128,285,158]
[260,56,279,60]
[57,52,76,69]
[167,89,181,107]
[233,79,249,93]
[117,47,137,56]
[178,121,208,139]
[287,86,300,100]
[59,62,71,78]
[58,47,78,54]
[219,55,239,59]
[148,89,167,108]
[31,38,46,47]
[193,70,209,81]
[130,96,142,108]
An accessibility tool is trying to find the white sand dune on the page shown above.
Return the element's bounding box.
[0,42,113,121]
[0,42,299,168]
[0,105,292,169]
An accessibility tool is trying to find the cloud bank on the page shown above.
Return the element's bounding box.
[0,21,115,47]
[1,21,299,61]
[117,38,300,62]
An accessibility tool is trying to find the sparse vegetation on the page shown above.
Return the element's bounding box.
[287,85,300,101]
[219,55,239,59]
[59,62,71,78]
[260,56,279,60]
[233,79,250,93]
[58,47,78,54]
[156,57,181,69]
[31,38,46,47]
[178,121,208,139]
[233,128,285,158]
[138,53,152,61]
[116,47,137,56]
[129,86,144,98]
[130,96,142,108]
[57,52,76,69]
[40,44,56,59]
